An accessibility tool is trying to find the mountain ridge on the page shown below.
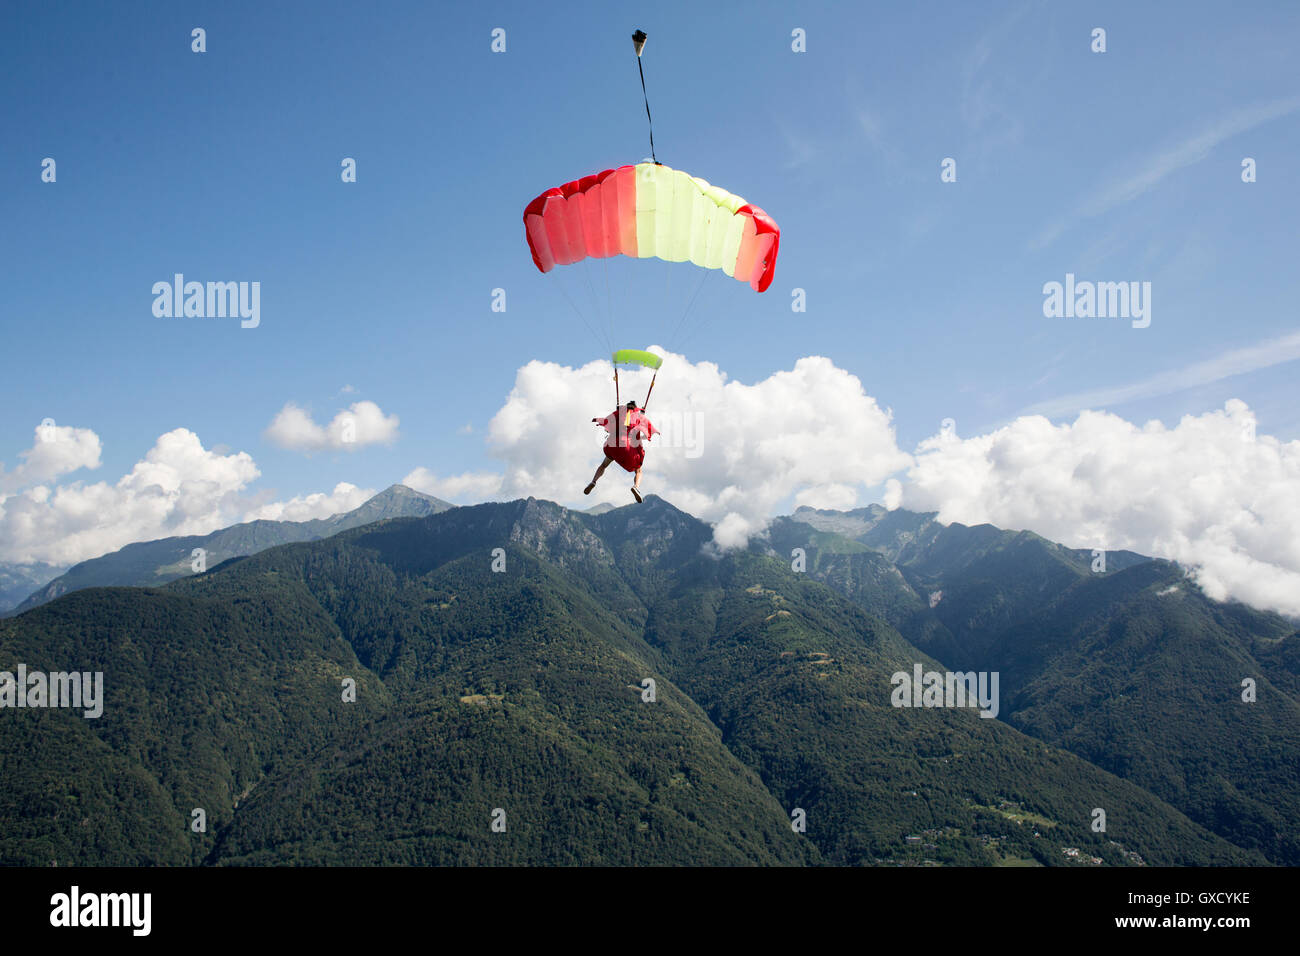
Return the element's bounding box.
[1,495,1279,865]
[6,484,453,615]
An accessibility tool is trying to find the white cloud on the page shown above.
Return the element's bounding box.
[794,483,860,512]
[0,428,260,565]
[890,400,1300,618]
[264,400,399,452]
[0,428,379,566]
[0,421,102,491]
[12,385,1294,629]
[243,482,375,522]
[407,350,912,548]
[401,467,502,502]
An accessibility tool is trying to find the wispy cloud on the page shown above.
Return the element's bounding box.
[1022,328,1300,418]
[773,114,821,171]
[1031,94,1300,249]
[958,2,1033,165]
[854,104,905,171]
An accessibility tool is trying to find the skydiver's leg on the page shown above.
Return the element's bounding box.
[585,456,612,494]
[630,466,643,503]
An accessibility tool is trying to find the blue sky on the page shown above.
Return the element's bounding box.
[3,1,1298,557]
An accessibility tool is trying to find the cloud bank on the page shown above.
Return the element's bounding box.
[6,363,1298,622]
[409,356,1300,618]
[403,350,913,548]
[885,400,1300,617]
[1,428,259,565]
[0,427,377,567]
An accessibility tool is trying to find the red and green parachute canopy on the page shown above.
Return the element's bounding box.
[523,162,779,292]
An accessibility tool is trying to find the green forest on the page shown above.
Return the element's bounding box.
[1,497,1292,866]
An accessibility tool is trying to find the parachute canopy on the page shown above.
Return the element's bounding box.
[612,348,663,371]
[523,162,779,292]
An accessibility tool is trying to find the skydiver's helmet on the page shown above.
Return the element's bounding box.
[626,401,638,410]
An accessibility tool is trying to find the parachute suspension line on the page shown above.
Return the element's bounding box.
[665,254,676,314]
[678,269,728,355]
[664,265,710,354]
[676,290,720,354]
[642,369,659,413]
[632,30,656,164]
[580,257,612,355]
[664,254,672,335]
[602,254,615,353]
[553,268,609,356]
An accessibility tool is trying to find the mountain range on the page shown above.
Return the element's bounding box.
[1,493,1293,865]
[0,562,64,614]
[4,484,452,615]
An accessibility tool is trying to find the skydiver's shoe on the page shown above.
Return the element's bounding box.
[584,482,596,495]
[631,486,643,503]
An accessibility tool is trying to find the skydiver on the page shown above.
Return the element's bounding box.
[585,400,656,503]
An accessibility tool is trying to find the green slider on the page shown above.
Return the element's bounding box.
[612,349,664,370]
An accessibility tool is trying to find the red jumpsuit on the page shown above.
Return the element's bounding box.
[595,408,656,472]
